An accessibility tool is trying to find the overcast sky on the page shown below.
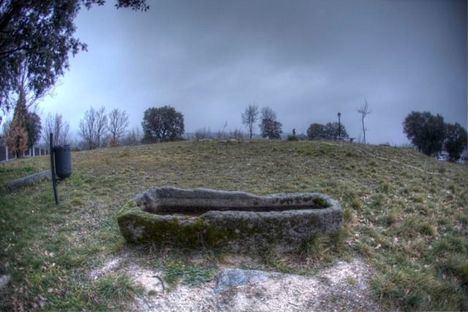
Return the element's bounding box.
[39,0,467,144]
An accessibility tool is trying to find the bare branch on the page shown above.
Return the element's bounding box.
[107,108,129,146]
[357,99,371,144]
[241,104,259,140]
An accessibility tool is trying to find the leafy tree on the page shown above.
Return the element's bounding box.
[241,104,259,139]
[6,88,28,157]
[259,107,282,139]
[324,122,348,140]
[403,111,445,156]
[0,0,148,116]
[444,123,467,162]
[6,122,28,158]
[24,111,41,148]
[142,106,184,143]
[307,122,348,140]
[261,119,282,139]
[307,123,327,140]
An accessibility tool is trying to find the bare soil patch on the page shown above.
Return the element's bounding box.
[92,256,379,311]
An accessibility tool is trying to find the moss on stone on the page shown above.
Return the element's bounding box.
[117,188,342,251]
[117,209,240,248]
[118,200,342,251]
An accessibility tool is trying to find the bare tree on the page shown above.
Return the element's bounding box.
[242,104,259,139]
[122,127,143,145]
[216,121,229,139]
[194,128,213,140]
[42,113,70,147]
[95,107,108,147]
[79,107,96,149]
[260,106,277,122]
[79,106,108,149]
[107,108,129,146]
[357,99,371,144]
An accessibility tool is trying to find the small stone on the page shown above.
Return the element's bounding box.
[215,269,271,292]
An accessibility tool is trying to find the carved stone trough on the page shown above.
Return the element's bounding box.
[118,187,343,251]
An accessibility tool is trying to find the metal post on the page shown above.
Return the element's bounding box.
[5,145,8,161]
[49,133,59,204]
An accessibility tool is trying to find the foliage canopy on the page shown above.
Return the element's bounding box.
[444,123,467,162]
[0,0,148,115]
[142,106,184,143]
[403,111,445,156]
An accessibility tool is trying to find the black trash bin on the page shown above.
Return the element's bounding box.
[54,145,72,179]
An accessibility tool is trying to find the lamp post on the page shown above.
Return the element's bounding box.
[337,112,341,140]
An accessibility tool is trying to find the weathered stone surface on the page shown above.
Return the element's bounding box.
[6,170,50,191]
[136,187,331,214]
[215,269,272,293]
[118,187,343,251]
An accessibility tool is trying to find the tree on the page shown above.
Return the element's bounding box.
[94,107,108,147]
[307,123,327,140]
[324,122,348,140]
[259,107,282,139]
[242,104,259,139]
[307,122,348,140]
[142,106,184,143]
[108,108,129,146]
[6,88,28,157]
[6,122,28,157]
[357,99,371,144]
[444,123,467,162]
[79,108,97,149]
[0,0,148,116]
[24,111,41,148]
[403,111,445,156]
[42,113,70,147]
[121,127,143,146]
[79,106,108,149]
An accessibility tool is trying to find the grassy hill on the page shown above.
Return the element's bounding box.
[0,140,467,311]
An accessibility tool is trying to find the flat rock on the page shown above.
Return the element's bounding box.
[215,269,272,293]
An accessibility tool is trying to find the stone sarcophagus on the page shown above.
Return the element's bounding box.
[118,187,343,251]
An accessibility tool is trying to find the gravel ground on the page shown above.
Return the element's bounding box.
[93,257,381,311]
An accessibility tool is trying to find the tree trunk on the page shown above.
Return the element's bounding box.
[361,116,366,144]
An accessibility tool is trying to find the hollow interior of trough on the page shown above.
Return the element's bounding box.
[144,202,330,216]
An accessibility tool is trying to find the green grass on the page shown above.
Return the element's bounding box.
[95,273,143,308]
[163,259,216,287]
[0,140,467,311]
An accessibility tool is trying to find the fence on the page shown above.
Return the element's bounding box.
[0,145,49,162]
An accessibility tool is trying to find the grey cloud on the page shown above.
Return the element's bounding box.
[41,0,467,144]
